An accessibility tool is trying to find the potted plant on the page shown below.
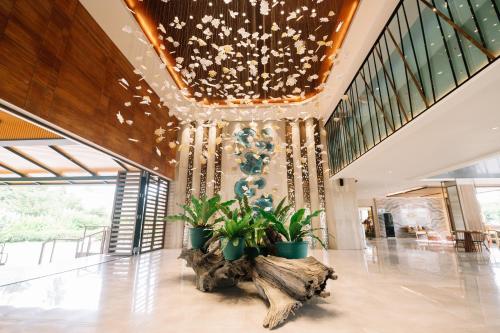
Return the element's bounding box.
[260,207,325,259]
[166,195,235,249]
[215,210,255,260]
[219,195,272,258]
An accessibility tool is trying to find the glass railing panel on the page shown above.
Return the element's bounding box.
[419,1,459,99]
[386,16,428,118]
[355,73,380,147]
[469,0,500,54]
[344,100,363,159]
[360,65,385,144]
[339,103,354,163]
[446,0,490,72]
[352,82,375,151]
[376,39,406,129]
[325,0,499,176]
[434,0,471,84]
[370,57,392,140]
[401,0,437,104]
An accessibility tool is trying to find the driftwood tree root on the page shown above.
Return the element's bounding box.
[179,249,337,329]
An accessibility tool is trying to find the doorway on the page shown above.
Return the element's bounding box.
[359,207,375,239]
[0,109,169,285]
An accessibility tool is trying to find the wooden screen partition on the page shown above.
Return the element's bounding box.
[0,0,178,179]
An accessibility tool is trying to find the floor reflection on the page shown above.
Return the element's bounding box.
[0,240,499,332]
[0,264,105,310]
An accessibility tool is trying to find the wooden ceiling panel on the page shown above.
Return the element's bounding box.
[0,0,178,179]
[125,0,359,106]
[0,112,60,140]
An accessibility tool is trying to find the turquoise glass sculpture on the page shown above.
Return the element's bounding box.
[233,127,274,204]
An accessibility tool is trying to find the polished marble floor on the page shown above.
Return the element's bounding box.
[0,239,499,333]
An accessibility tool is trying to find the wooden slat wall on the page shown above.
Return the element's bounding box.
[0,0,178,179]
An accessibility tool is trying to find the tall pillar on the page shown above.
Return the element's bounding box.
[164,124,191,248]
[291,121,304,209]
[456,179,485,231]
[191,122,204,197]
[319,121,337,248]
[206,124,217,197]
[284,120,296,207]
[327,178,365,250]
[305,118,321,247]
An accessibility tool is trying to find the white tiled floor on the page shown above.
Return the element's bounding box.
[0,239,499,333]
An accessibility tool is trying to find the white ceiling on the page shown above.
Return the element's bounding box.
[80,0,399,122]
[334,60,500,200]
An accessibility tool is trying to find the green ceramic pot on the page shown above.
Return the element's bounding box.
[275,241,308,259]
[190,227,212,249]
[222,237,245,261]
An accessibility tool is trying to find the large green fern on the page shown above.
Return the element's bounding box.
[260,197,325,248]
[165,195,235,228]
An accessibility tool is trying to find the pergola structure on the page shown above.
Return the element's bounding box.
[0,111,136,185]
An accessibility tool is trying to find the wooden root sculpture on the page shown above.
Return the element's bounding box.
[179,248,337,329]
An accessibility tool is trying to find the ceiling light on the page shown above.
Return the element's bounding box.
[335,21,344,32]
[493,127,499,130]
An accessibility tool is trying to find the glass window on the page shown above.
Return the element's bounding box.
[325,0,499,175]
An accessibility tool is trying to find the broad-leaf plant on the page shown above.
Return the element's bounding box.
[166,195,235,229]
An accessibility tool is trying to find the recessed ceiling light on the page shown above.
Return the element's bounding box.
[493,127,499,130]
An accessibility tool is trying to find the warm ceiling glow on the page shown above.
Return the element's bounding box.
[123,0,360,107]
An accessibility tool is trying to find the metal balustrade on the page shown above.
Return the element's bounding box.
[325,0,500,175]
[38,226,110,265]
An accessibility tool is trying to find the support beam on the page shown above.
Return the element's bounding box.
[49,145,97,176]
[0,175,116,184]
[0,162,27,177]
[112,158,130,171]
[3,146,61,176]
[0,139,72,147]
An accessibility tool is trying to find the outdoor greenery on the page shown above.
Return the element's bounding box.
[0,186,113,242]
[477,189,500,227]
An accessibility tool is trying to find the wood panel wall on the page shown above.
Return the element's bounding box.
[0,0,178,179]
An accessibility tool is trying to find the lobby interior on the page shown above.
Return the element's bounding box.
[0,0,500,332]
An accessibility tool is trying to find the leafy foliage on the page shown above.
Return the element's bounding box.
[218,195,269,248]
[0,186,113,242]
[166,195,235,228]
[215,210,256,246]
[260,197,326,248]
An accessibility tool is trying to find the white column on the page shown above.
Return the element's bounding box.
[164,124,191,248]
[291,121,304,209]
[220,122,241,201]
[206,123,217,198]
[328,178,365,250]
[456,179,485,231]
[191,123,204,197]
[319,121,337,248]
